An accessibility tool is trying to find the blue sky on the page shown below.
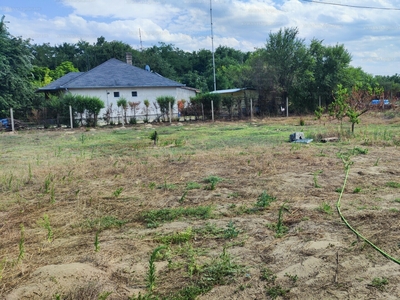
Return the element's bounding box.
[2,0,400,76]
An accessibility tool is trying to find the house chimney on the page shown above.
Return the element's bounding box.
[126,52,132,65]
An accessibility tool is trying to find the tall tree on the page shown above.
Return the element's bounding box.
[0,15,34,117]
[264,27,313,112]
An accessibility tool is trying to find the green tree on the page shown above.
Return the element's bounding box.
[156,96,175,120]
[308,39,352,110]
[265,27,313,112]
[329,83,383,133]
[50,61,79,80]
[0,15,34,117]
[84,96,104,127]
[117,97,128,124]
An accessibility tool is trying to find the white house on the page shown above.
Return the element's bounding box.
[37,55,198,122]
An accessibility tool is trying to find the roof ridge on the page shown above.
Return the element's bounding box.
[59,71,86,88]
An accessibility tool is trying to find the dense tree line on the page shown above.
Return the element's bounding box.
[1,13,399,121]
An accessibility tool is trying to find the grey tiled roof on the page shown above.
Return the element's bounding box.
[38,58,184,91]
[37,72,84,91]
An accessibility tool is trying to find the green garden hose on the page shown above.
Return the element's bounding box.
[336,160,400,265]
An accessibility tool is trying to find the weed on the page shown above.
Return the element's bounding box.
[374,157,380,166]
[394,199,400,203]
[386,182,400,188]
[204,175,223,190]
[98,291,113,300]
[201,247,241,286]
[353,147,368,155]
[178,191,187,204]
[266,285,289,299]
[353,187,361,193]
[94,231,100,252]
[313,170,323,188]
[186,182,202,190]
[299,118,305,126]
[147,245,168,291]
[17,224,25,263]
[275,203,289,237]
[38,214,53,242]
[43,173,54,194]
[150,131,158,146]
[318,202,332,215]
[224,220,240,239]
[193,222,224,238]
[112,187,123,198]
[371,277,388,291]
[142,206,213,228]
[148,182,156,190]
[186,243,201,278]
[255,191,276,208]
[260,268,276,283]
[159,179,176,191]
[284,273,298,284]
[156,227,193,244]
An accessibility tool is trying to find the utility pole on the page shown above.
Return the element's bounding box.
[139,28,143,51]
[210,0,216,91]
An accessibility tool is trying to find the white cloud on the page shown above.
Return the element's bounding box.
[4,0,400,75]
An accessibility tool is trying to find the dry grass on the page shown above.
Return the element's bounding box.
[1,113,400,299]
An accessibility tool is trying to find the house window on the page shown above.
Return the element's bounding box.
[132,91,138,97]
[114,92,120,97]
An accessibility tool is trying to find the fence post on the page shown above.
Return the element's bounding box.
[69,106,73,129]
[211,100,214,122]
[201,103,204,121]
[286,96,289,117]
[169,101,172,124]
[10,108,15,132]
[250,98,253,121]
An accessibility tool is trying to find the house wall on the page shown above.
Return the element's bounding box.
[67,86,196,121]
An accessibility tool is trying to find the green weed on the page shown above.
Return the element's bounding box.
[318,202,332,215]
[38,214,53,242]
[178,191,187,203]
[284,273,298,284]
[255,191,276,208]
[156,227,193,244]
[142,206,213,228]
[112,187,123,198]
[313,170,323,188]
[201,247,241,286]
[224,220,240,239]
[371,277,388,291]
[266,285,289,299]
[353,187,361,193]
[260,268,276,283]
[186,182,202,190]
[204,175,223,190]
[353,147,368,155]
[147,245,168,291]
[386,182,400,188]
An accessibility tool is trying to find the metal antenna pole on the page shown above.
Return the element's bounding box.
[210,0,216,91]
[139,28,143,51]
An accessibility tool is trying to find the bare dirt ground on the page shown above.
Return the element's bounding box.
[1,115,400,299]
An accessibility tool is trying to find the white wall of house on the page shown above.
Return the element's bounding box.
[67,86,196,121]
